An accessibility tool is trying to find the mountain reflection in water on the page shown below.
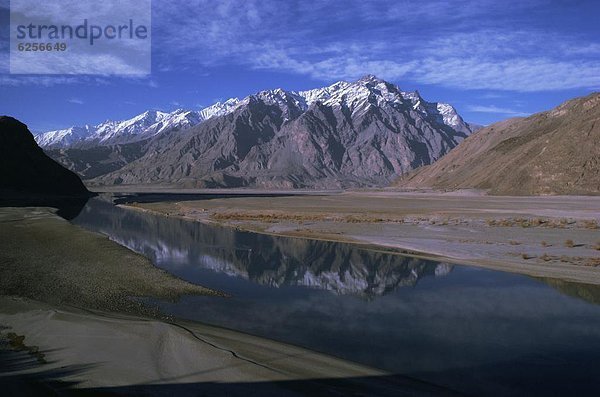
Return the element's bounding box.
[73,197,452,298]
[72,197,600,397]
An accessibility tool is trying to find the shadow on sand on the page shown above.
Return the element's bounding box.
[0,348,89,396]
[76,373,463,397]
[0,194,91,220]
[0,345,464,397]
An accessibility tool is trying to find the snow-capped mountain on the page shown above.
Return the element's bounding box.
[199,98,241,120]
[244,75,474,135]
[399,88,473,135]
[35,109,205,148]
[36,75,475,149]
[232,75,473,134]
[83,75,475,188]
[35,125,95,148]
[36,100,247,148]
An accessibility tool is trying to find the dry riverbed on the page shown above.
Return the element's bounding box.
[129,190,600,285]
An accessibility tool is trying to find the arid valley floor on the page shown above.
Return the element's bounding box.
[123,189,600,285]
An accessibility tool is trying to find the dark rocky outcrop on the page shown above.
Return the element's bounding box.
[0,116,90,197]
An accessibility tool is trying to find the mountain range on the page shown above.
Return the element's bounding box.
[397,93,600,195]
[35,100,240,149]
[38,76,479,188]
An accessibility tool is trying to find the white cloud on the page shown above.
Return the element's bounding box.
[149,0,600,92]
[2,0,598,93]
[467,105,530,116]
[0,75,91,86]
[9,0,150,75]
[416,58,600,92]
[0,74,158,87]
[479,93,505,99]
[68,98,84,104]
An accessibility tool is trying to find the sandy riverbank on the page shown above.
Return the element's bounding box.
[2,296,455,396]
[129,190,600,285]
[0,206,218,314]
[0,205,455,396]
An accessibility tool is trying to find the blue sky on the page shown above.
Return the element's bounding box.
[1,0,599,132]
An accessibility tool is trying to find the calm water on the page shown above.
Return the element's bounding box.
[73,197,600,396]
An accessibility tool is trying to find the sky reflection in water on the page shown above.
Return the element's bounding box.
[73,198,600,397]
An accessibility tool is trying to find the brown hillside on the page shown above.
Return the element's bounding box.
[397,93,600,195]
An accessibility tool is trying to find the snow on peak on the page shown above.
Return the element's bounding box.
[298,81,351,105]
[399,90,472,135]
[34,125,94,147]
[252,88,306,111]
[295,75,406,115]
[36,75,473,148]
[199,98,241,120]
[36,108,206,148]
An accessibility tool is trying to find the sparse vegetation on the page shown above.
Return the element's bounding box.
[565,239,575,248]
[485,217,595,230]
[3,332,46,364]
[531,218,546,227]
[585,258,600,267]
[144,194,600,280]
[210,211,405,224]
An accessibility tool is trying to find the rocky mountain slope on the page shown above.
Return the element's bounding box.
[58,75,475,188]
[0,116,89,196]
[397,93,600,195]
[46,141,148,180]
[36,77,474,150]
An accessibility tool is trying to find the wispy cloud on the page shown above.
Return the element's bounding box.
[415,58,600,92]
[68,98,84,105]
[8,0,150,75]
[467,105,530,116]
[151,0,600,92]
[0,75,93,86]
[2,0,599,94]
[479,93,505,99]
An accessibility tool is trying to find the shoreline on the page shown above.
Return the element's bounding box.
[0,206,221,315]
[4,296,449,396]
[2,194,598,394]
[123,191,600,286]
[0,205,457,396]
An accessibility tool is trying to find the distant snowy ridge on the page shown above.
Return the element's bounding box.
[36,75,475,148]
